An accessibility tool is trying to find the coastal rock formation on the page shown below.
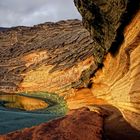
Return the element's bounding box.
[0,0,140,136]
[0,108,103,140]
[75,0,140,131]
[91,12,140,130]
[75,0,139,60]
[0,20,97,96]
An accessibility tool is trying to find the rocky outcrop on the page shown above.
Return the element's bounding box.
[91,11,140,130]
[0,0,140,136]
[0,19,107,111]
[74,0,139,62]
[0,20,98,96]
[0,108,103,140]
[75,0,140,131]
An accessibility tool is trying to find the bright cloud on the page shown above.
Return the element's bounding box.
[0,0,81,27]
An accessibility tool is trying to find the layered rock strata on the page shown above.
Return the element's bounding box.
[0,0,140,134]
[0,20,97,96]
[75,0,140,131]
[91,11,140,130]
[75,0,139,61]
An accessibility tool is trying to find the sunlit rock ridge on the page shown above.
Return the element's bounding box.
[75,0,140,131]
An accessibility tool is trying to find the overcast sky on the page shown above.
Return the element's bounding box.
[0,0,82,27]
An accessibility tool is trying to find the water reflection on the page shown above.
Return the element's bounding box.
[0,94,48,111]
[0,92,68,134]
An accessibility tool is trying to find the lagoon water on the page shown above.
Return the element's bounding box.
[0,92,68,134]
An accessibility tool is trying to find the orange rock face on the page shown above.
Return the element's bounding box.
[0,20,97,95]
[66,88,107,109]
[91,11,140,130]
[75,0,140,131]
[0,0,140,137]
[0,108,103,140]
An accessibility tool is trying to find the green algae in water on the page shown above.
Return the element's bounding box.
[19,91,68,115]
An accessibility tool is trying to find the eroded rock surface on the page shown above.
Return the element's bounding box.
[75,0,139,62]
[0,20,98,96]
[75,0,140,131]
[0,0,140,136]
[91,11,140,130]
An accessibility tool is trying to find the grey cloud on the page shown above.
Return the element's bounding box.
[0,0,81,27]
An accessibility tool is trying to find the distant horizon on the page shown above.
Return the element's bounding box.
[0,19,82,28]
[0,0,82,27]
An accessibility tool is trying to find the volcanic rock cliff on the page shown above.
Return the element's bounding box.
[0,20,96,94]
[0,0,140,139]
[0,19,101,110]
[75,0,140,131]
